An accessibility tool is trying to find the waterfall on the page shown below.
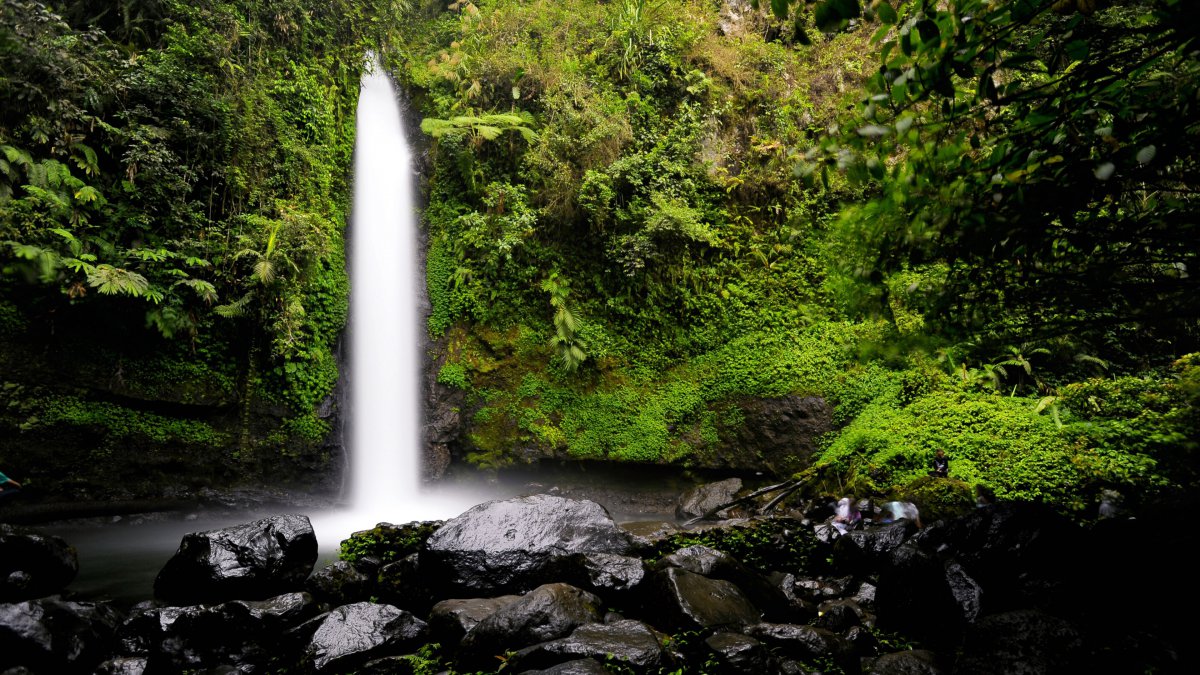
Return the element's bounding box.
[347,56,423,516]
[308,57,490,553]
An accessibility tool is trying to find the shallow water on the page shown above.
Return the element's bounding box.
[36,465,694,605]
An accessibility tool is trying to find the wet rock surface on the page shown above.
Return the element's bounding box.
[422,494,634,595]
[0,524,78,602]
[153,513,318,605]
[1,493,1194,674]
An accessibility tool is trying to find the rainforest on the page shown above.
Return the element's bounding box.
[2,0,1198,536]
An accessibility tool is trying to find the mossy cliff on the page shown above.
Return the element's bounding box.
[2,1,1196,516]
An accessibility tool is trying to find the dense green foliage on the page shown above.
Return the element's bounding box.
[400,0,1197,516]
[0,0,400,490]
[1,0,1195,516]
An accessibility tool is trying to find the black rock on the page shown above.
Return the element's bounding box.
[512,619,670,671]
[744,622,856,673]
[421,495,634,595]
[676,478,743,520]
[303,602,429,673]
[955,609,1086,675]
[306,560,372,608]
[519,658,611,675]
[704,631,771,672]
[458,583,602,667]
[866,648,944,675]
[428,595,521,646]
[0,598,122,674]
[645,567,761,632]
[0,524,78,602]
[154,514,318,605]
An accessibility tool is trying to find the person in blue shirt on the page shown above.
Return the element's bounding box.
[0,470,21,501]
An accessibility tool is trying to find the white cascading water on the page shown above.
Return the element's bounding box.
[311,57,479,547]
[347,56,422,517]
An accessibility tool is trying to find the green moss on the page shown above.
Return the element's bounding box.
[12,392,229,448]
[339,521,441,564]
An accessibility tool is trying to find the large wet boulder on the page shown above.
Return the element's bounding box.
[0,524,79,602]
[511,619,670,672]
[303,602,429,673]
[457,583,603,667]
[422,495,634,595]
[376,553,437,615]
[0,598,123,673]
[717,396,834,473]
[676,478,742,520]
[521,659,611,675]
[153,514,318,605]
[645,567,761,632]
[875,541,972,650]
[866,649,944,674]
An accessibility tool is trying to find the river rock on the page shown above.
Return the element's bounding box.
[704,631,771,671]
[814,598,867,632]
[428,595,522,646]
[833,521,918,574]
[458,583,603,667]
[511,618,670,671]
[913,502,1082,613]
[545,552,646,600]
[645,567,761,632]
[676,478,742,520]
[422,495,634,594]
[0,524,79,602]
[875,541,968,649]
[303,601,429,673]
[719,396,834,473]
[94,656,149,675]
[153,514,318,605]
[124,592,317,671]
[306,560,373,607]
[657,545,792,621]
[744,622,856,672]
[0,598,122,673]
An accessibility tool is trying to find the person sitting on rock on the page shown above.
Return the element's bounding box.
[0,469,21,501]
[831,497,862,534]
[928,449,949,478]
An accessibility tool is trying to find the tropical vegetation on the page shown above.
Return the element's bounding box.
[1,0,1196,517]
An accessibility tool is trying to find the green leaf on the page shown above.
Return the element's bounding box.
[877,2,897,24]
[770,0,789,20]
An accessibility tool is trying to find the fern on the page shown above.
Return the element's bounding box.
[87,264,150,297]
[215,291,254,318]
